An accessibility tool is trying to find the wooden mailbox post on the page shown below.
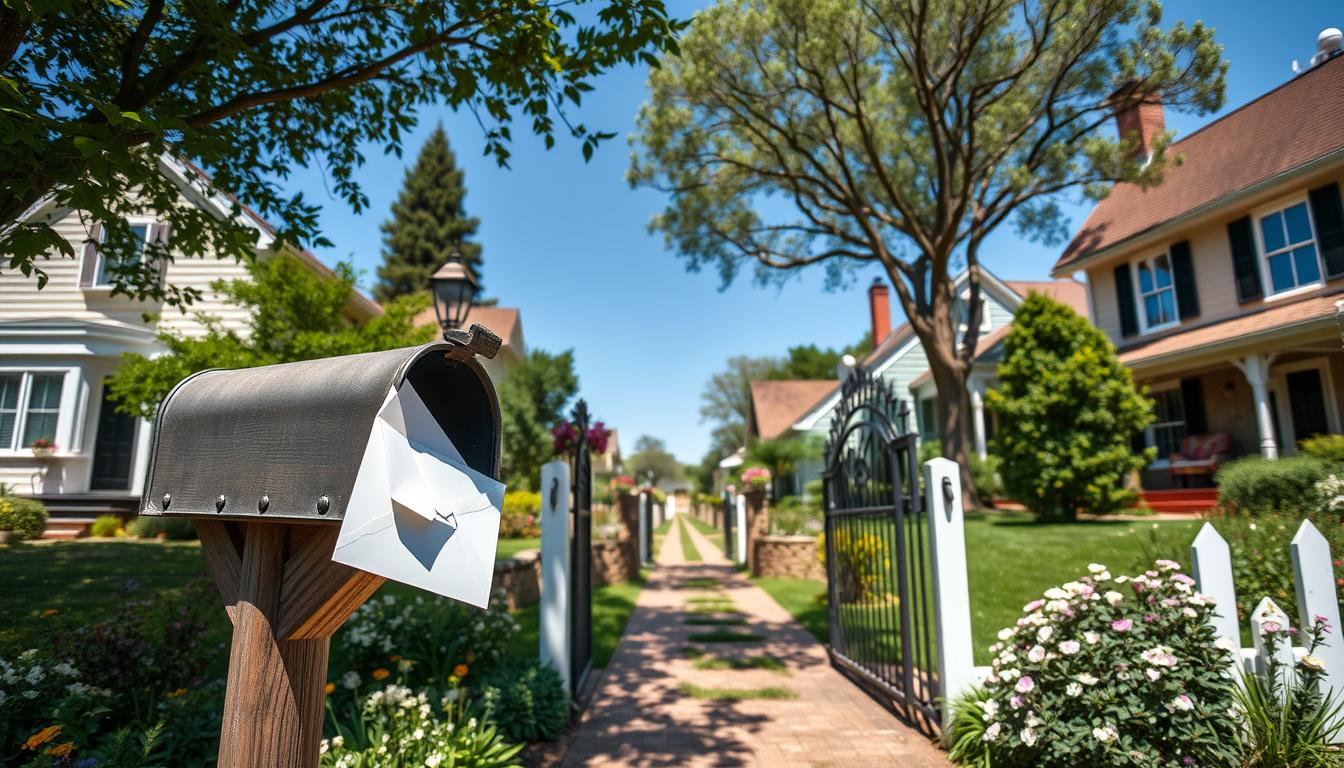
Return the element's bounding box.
[140,328,501,768]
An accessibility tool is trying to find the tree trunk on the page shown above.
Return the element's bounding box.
[926,350,983,509]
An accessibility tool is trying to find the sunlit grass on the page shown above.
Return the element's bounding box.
[679,682,796,700]
[688,630,763,643]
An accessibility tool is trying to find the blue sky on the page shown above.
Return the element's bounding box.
[289,1,1340,465]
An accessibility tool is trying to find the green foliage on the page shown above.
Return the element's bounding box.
[90,515,123,538]
[124,516,196,541]
[1216,456,1338,516]
[766,334,872,380]
[107,255,434,419]
[987,294,1153,520]
[1236,617,1344,767]
[678,682,796,700]
[478,660,568,744]
[947,686,995,768]
[817,530,885,601]
[500,491,541,539]
[1209,511,1344,626]
[0,497,46,540]
[497,349,579,490]
[768,495,821,536]
[3,0,685,304]
[627,435,684,486]
[973,561,1242,767]
[745,435,820,498]
[376,125,484,302]
[699,356,782,455]
[917,440,1003,502]
[1301,435,1344,463]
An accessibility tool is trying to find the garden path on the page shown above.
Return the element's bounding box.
[561,516,949,767]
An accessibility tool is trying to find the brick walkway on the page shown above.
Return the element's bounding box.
[562,516,949,768]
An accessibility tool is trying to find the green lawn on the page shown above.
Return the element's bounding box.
[755,510,1202,663]
[495,537,540,560]
[678,517,701,562]
[508,569,648,668]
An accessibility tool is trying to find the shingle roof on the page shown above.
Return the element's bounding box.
[749,380,838,440]
[1053,55,1344,273]
[1003,280,1089,318]
[413,305,521,352]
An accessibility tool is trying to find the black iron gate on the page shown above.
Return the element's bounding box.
[822,369,939,731]
[721,489,733,558]
[569,400,593,699]
[641,492,653,565]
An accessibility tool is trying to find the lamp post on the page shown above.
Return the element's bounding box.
[430,251,479,334]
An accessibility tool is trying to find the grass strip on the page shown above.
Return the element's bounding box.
[678,517,701,562]
[688,630,763,643]
[679,682,796,701]
[683,616,748,626]
[689,654,787,673]
[687,595,731,604]
[682,578,722,591]
[687,604,740,614]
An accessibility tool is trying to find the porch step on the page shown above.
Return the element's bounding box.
[42,517,95,540]
[1139,489,1218,515]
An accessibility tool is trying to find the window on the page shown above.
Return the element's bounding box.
[1135,253,1179,330]
[1150,388,1187,457]
[0,372,65,451]
[92,221,152,288]
[1258,200,1320,295]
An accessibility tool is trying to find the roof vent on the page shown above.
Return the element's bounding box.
[1313,27,1343,66]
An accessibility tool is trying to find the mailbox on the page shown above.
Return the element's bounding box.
[141,329,501,522]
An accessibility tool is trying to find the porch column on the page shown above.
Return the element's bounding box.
[970,384,988,460]
[1233,353,1279,459]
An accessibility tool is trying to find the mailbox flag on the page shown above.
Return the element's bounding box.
[333,383,505,609]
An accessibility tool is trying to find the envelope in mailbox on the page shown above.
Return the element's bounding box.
[333,383,505,609]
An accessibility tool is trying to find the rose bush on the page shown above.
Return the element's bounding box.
[956,560,1241,767]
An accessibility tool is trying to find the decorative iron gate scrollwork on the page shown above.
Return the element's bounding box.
[569,400,593,700]
[822,369,940,731]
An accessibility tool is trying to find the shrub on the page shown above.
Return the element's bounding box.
[500,491,541,538]
[917,440,1003,503]
[986,294,1152,520]
[1210,510,1344,624]
[961,560,1241,767]
[1216,455,1337,516]
[478,660,568,743]
[124,515,196,540]
[816,530,886,602]
[1300,434,1344,462]
[0,496,47,540]
[769,495,821,536]
[90,514,123,538]
[0,648,116,765]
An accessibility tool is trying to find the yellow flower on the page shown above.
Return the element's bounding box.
[371,668,390,681]
[453,664,469,678]
[39,609,57,618]
[165,688,188,699]
[45,742,74,758]
[24,726,61,750]
[325,682,336,695]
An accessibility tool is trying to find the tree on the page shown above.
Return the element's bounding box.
[376,126,484,303]
[1,0,684,305]
[985,293,1152,520]
[107,256,434,418]
[768,334,872,380]
[699,355,782,452]
[630,0,1225,503]
[745,433,820,499]
[497,349,579,490]
[627,435,683,487]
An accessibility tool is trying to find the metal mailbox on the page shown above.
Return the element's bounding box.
[140,327,502,523]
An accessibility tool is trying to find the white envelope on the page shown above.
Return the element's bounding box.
[332,384,505,609]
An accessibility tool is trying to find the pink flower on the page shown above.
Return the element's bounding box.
[1111,619,1132,632]
[1261,621,1282,635]
[1015,676,1035,693]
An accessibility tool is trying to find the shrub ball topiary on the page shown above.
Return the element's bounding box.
[478,659,569,743]
[1215,455,1336,516]
[90,514,123,538]
[1299,434,1344,463]
[958,560,1242,767]
[0,496,47,540]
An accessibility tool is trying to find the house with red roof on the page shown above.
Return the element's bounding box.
[1050,47,1344,489]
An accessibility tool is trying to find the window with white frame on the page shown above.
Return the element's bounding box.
[92,220,153,288]
[0,372,65,451]
[1258,200,1321,295]
[1149,387,1187,457]
[1134,253,1179,330]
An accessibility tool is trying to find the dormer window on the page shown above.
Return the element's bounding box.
[1135,253,1179,331]
[91,220,153,289]
[1257,199,1321,296]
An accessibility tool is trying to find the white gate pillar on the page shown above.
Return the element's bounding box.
[924,457,974,736]
[539,460,572,694]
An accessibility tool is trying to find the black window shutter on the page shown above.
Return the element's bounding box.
[1130,429,1148,455]
[1227,216,1263,303]
[1169,240,1200,320]
[1309,182,1344,279]
[1180,378,1207,435]
[1113,263,1139,337]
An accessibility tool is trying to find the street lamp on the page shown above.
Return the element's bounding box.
[429,251,478,333]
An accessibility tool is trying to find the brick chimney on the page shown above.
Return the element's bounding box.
[1113,84,1164,161]
[868,278,891,345]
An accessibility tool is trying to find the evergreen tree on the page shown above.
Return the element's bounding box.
[376,126,484,302]
[986,293,1154,520]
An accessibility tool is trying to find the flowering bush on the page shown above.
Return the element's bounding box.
[500,491,541,539]
[1211,511,1344,624]
[478,659,568,743]
[29,437,55,452]
[741,467,771,492]
[956,560,1242,767]
[0,649,112,765]
[321,683,522,768]
[550,418,611,457]
[586,420,611,456]
[0,496,46,541]
[816,530,887,602]
[610,475,636,496]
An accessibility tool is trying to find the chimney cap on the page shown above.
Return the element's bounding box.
[1320,28,1343,54]
[869,277,888,290]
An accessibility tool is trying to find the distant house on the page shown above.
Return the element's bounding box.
[1050,42,1344,488]
[413,304,526,385]
[747,270,1087,496]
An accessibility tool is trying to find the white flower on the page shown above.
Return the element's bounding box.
[1093,724,1119,743]
[1077,673,1099,686]
[982,700,999,721]
[1066,682,1083,697]
[412,728,425,741]
[426,755,443,768]
[1059,640,1081,655]
[341,671,361,690]
[1088,563,1108,574]
[1104,591,1125,606]
[319,740,329,755]
[332,736,344,749]
[1170,694,1195,712]
[983,722,1002,742]
[1044,587,1070,601]
[1146,668,1162,682]
[1037,626,1053,643]
[1028,645,1047,663]
[1084,631,1100,645]
[999,667,1021,682]
[998,627,1016,641]
[1214,636,1238,654]
[1020,727,1038,747]
[1301,656,1327,672]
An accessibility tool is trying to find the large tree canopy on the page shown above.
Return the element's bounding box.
[1,0,683,304]
[498,348,579,490]
[630,0,1225,499]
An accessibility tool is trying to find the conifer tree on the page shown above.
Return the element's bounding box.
[376,126,484,302]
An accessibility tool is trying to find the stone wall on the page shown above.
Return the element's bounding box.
[593,538,640,587]
[493,550,541,609]
[752,535,824,581]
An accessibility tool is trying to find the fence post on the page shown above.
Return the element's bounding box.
[539,460,571,694]
[923,458,974,736]
[637,492,650,566]
[1291,520,1344,711]
[1251,597,1295,691]
[735,494,747,565]
[1190,523,1241,677]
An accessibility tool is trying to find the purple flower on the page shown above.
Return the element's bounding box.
[1112,619,1132,632]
